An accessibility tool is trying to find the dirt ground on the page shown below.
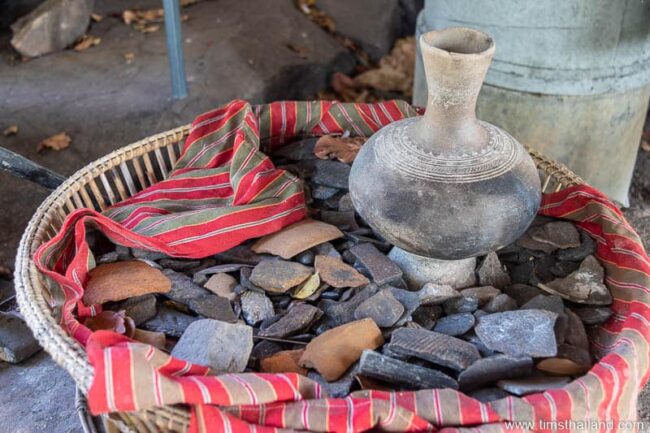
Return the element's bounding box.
[0,0,649,431]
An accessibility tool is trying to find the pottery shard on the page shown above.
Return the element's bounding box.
[459,286,501,306]
[299,318,384,381]
[111,294,158,326]
[418,283,460,305]
[497,376,570,396]
[387,328,481,371]
[358,350,458,390]
[353,288,404,328]
[249,260,313,293]
[529,221,581,249]
[564,308,589,351]
[475,310,558,358]
[251,219,343,259]
[516,233,558,255]
[84,261,171,305]
[539,255,612,305]
[536,343,592,376]
[458,354,533,391]
[259,349,308,375]
[571,306,613,325]
[315,255,369,288]
[349,243,403,286]
[204,273,238,300]
[161,269,207,304]
[477,252,511,289]
[433,313,475,337]
[320,284,380,326]
[258,303,323,338]
[241,291,275,325]
[132,329,166,350]
[142,305,198,338]
[172,319,253,373]
[482,294,517,313]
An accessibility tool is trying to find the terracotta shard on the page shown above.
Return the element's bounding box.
[203,273,238,301]
[315,255,369,288]
[132,329,166,349]
[538,255,612,305]
[476,252,511,289]
[84,261,171,305]
[251,219,344,259]
[258,303,323,338]
[349,243,403,286]
[299,318,384,381]
[249,260,313,293]
[259,349,308,375]
[387,328,480,371]
[353,288,404,328]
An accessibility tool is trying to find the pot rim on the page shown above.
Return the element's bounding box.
[420,27,495,59]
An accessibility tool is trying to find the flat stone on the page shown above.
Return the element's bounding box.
[312,185,340,200]
[338,193,354,212]
[259,349,308,375]
[274,138,318,161]
[172,319,253,373]
[0,312,41,363]
[111,294,157,326]
[132,329,166,350]
[295,250,316,266]
[252,219,344,259]
[459,286,501,306]
[433,313,475,337]
[204,273,238,301]
[11,0,92,57]
[387,287,422,326]
[299,318,384,381]
[315,255,369,288]
[321,211,359,230]
[571,306,613,325]
[350,243,403,286]
[458,354,533,391]
[158,259,201,272]
[388,247,476,290]
[482,294,518,313]
[97,251,119,264]
[258,303,323,338]
[503,284,543,306]
[162,269,209,304]
[387,328,481,371]
[468,387,510,403]
[214,245,270,265]
[516,233,558,255]
[84,261,171,305]
[251,340,283,364]
[249,260,313,293]
[353,289,404,328]
[477,252,511,289]
[556,231,597,261]
[497,376,571,396]
[463,333,496,357]
[142,305,198,338]
[240,291,275,325]
[308,367,358,397]
[411,305,443,330]
[358,350,458,390]
[131,248,168,261]
[521,294,565,314]
[443,296,479,315]
[539,255,612,305]
[564,308,590,351]
[312,159,351,189]
[418,283,461,305]
[320,284,380,326]
[187,295,237,323]
[529,221,581,249]
[312,242,341,259]
[475,310,558,358]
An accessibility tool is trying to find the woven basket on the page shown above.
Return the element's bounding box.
[14,124,584,433]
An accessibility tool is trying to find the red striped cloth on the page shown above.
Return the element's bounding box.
[34,100,650,432]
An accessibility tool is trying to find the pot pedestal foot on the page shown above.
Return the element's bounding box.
[388,247,477,290]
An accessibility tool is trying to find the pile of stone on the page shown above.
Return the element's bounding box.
[84,138,613,401]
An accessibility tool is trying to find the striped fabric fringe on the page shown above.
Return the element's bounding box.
[35,100,650,432]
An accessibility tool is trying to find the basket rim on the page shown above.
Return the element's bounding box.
[13,123,584,431]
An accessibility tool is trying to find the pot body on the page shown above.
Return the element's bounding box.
[350,27,541,260]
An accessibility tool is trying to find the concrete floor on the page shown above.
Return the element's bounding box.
[0,0,649,431]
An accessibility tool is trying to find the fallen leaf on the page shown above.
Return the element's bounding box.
[91,13,104,22]
[2,125,18,136]
[122,9,138,25]
[124,52,135,63]
[73,35,101,51]
[314,135,366,164]
[140,24,161,33]
[122,8,164,33]
[37,132,71,153]
[642,139,650,152]
[287,43,309,59]
[353,37,415,96]
[295,0,336,33]
[292,272,320,299]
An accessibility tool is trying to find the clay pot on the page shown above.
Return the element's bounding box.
[349,27,541,260]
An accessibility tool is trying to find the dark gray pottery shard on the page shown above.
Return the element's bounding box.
[458,354,533,391]
[359,350,458,390]
[387,327,481,371]
[349,27,541,260]
[475,310,558,357]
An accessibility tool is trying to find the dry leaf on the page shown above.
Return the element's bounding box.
[139,24,160,33]
[37,132,71,153]
[295,0,336,33]
[124,52,135,63]
[73,35,101,51]
[122,9,138,25]
[122,8,164,33]
[91,13,104,22]
[287,43,309,59]
[314,135,366,164]
[354,37,415,96]
[642,139,650,152]
[292,272,320,299]
[2,125,18,136]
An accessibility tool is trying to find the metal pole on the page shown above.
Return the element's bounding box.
[162,0,188,99]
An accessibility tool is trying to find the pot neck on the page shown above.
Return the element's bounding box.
[412,28,495,153]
